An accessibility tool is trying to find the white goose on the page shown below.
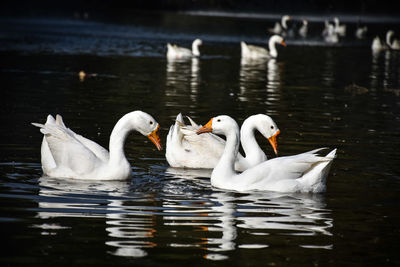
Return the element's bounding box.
[268,15,291,35]
[196,115,336,193]
[167,39,203,59]
[333,17,346,36]
[166,113,279,171]
[324,23,339,44]
[32,111,162,180]
[371,36,384,52]
[355,26,367,39]
[298,19,308,38]
[386,30,400,50]
[372,31,400,52]
[241,35,286,59]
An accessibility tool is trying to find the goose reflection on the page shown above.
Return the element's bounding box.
[161,183,333,260]
[265,59,282,108]
[384,51,391,89]
[36,177,131,219]
[322,50,335,87]
[105,198,157,258]
[236,192,332,236]
[239,57,268,101]
[384,51,400,95]
[190,57,200,100]
[206,192,237,255]
[370,48,382,90]
[203,191,333,259]
[165,57,201,105]
[34,174,333,261]
[35,177,156,258]
[266,59,280,91]
[239,57,281,106]
[370,49,400,94]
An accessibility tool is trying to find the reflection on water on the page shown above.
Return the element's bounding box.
[106,198,157,258]
[33,174,332,260]
[239,58,282,110]
[36,178,131,219]
[322,50,335,87]
[370,49,400,94]
[163,188,332,260]
[37,177,155,257]
[266,59,281,91]
[165,57,201,108]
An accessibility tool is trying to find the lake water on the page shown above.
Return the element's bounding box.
[1,11,400,266]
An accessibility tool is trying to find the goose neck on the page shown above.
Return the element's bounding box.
[268,39,278,58]
[192,42,201,57]
[240,118,265,162]
[213,126,240,178]
[281,18,287,29]
[108,114,134,166]
[386,31,394,47]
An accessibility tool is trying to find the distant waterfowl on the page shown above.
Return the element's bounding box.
[78,70,86,81]
[166,113,279,171]
[333,17,346,36]
[298,19,308,38]
[371,36,384,51]
[324,24,339,44]
[355,26,368,39]
[268,15,291,35]
[391,39,400,50]
[386,30,400,50]
[32,111,162,180]
[322,20,330,37]
[167,39,203,59]
[373,30,400,52]
[196,115,336,193]
[241,35,286,59]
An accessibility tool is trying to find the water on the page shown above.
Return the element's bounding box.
[1,11,400,266]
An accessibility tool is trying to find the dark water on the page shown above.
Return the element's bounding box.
[1,11,400,266]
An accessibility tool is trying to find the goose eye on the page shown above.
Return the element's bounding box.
[217,119,221,122]
[150,121,154,125]
[271,126,274,129]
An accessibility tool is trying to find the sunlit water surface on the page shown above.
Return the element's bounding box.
[1,12,400,266]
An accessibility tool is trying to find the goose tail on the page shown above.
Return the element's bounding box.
[298,149,337,193]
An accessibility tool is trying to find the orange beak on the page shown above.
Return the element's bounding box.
[196,118,213,135]
[268,130,280,156]
[147,124,162,151]
[281,40,287,47]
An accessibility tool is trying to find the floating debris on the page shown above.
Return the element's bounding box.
[78,70,86,82]
[384,88,400,96]
[78,70,98,82]
[344,83,369,95]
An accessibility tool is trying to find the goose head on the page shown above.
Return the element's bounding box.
[269,35,287,47]
[333,17,340,26]
[192,39,203,56]
[193,39,203,46]
[268,35,286,58]
[249,114,280,155]
[387,30,395,43]
[196,115,238,136]
[281,15,291,29]
[131,111,162,150]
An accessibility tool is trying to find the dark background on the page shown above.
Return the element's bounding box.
[2,0,400,17]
